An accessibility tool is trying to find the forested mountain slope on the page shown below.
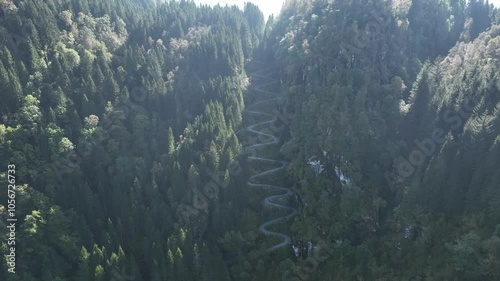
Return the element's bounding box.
[0,0,264,280]
[1,0,500,280]
[265,0,500,280]
[400,25,500,216]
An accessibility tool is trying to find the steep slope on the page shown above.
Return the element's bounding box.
[0,0,265,280]
[388,24,500,281]
[244,68,298,252]
[397,25,500,214]
[1,0,499,280]
[263,0,500,280]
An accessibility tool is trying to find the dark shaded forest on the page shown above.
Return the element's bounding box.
[0,0,500,280]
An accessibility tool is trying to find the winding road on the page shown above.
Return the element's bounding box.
[243,67,298,252]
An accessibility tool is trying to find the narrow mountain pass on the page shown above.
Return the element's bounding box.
[242,66,298,252]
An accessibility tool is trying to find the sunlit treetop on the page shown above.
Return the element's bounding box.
[193,0,286,19]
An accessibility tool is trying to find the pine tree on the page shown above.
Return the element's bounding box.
[168,127,175,154]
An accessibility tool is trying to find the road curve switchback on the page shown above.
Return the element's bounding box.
[243,67,298,253]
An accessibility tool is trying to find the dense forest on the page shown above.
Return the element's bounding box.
[1,0,500,280]
[0,0,264,280]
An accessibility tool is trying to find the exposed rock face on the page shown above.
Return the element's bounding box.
[335,165,351,186]
[403,225,417,240]
[308,157,324,175]
[307,241,314,256]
